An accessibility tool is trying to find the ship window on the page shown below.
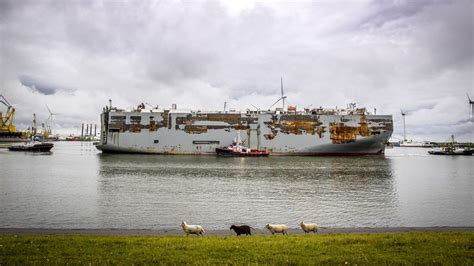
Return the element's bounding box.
[109,129,119,132]
[110,116,126,122]
[154,140,159,144]
[193,140,220,144]
[149,116,154,120]
[130,116,142,122]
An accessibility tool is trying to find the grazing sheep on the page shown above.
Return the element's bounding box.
[265,224,289,235]
[230,225,253,236]
[181,221,205,236]
[300,221,319,234]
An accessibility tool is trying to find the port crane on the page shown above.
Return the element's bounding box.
[0,94,17,133]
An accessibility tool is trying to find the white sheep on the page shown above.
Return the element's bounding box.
[181,221,205,236]
[265,224,289,235]
[299,221,319,234]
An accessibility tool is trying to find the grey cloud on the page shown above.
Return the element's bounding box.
[359,0,473,73]
[401,102,436,115]
[18,75,74,95]
[358,0,433,29]
[1,0,472,141]
[415,1,474,71]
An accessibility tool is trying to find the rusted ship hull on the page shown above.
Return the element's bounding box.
[95,107,393,156]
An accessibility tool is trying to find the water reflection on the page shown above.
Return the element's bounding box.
[97,154,400,229]
[2,142,471,229]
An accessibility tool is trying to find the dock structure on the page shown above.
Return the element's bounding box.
[80,123,98,141]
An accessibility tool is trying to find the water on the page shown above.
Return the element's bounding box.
[0,142,473,229]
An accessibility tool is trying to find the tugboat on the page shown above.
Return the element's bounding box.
[8,113,54,152]
[215,144,270,157]
[428,135,473,156]
[8,142,54,152]
[216,132,269,157]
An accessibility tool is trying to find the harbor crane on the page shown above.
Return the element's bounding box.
[0,94,17,133]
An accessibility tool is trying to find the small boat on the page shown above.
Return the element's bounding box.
[65,135,81,141]
[8,142,54,152]
[216,144,270,157]
[428,148,474,156]
[8,113,55,152]
[398,140,434,148]
[428,135,473,156]
[215,131,269,157]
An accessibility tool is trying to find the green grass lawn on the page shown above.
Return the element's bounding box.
[1,232,473,264]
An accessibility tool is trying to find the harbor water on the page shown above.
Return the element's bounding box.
[0,142,473,229]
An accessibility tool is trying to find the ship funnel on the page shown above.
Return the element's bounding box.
[171,104,177,110]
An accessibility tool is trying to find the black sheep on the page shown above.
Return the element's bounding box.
[230,225,253,236]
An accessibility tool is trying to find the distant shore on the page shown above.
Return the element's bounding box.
[1,226,473,236]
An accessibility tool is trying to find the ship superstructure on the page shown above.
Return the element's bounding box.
[96,101,393,155]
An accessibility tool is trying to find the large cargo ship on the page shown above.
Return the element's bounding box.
[95,101,393,156]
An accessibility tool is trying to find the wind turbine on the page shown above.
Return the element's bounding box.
[269,77,287,110]
[46,104,59,135]
[401,110,407,142]
[468,93,474,121]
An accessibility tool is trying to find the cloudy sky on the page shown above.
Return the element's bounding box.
[1,0,473,141]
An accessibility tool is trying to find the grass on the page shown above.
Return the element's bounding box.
[1,232,473,264]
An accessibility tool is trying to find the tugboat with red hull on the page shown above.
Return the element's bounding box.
[216,132,269,157]
[216,145,270,157]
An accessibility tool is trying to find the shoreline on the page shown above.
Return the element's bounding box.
[1,226,473,236]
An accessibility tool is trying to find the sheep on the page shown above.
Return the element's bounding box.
[299,221,319,234]
[265,224,289,235]
[230,225,253,236]
[181,221,205,236]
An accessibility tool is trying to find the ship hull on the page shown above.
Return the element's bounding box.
[96,133,389,156]
[215,147,270,157]
[8,142,54,152]
[0,131,27,143]
[95,108,393,156]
